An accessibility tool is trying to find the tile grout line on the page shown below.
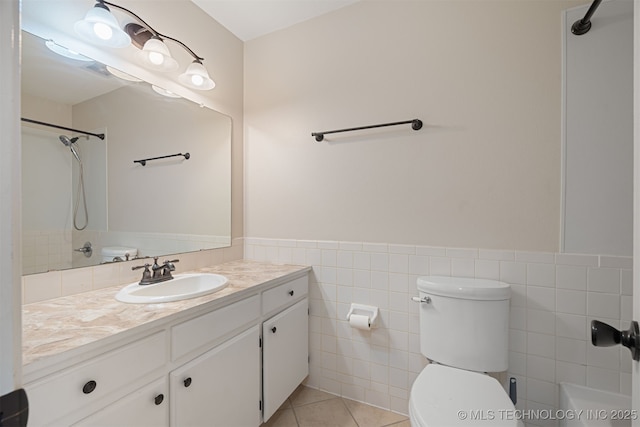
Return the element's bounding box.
[339,397,361,427]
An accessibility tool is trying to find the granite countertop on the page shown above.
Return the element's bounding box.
[23,260,310,368]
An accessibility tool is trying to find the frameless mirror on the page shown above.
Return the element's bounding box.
[21,30,231,275]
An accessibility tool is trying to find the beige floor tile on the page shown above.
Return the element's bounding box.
[294,398,358,427]
[343,399,408,427]
[388,421,411,427]
[262,408,298,427]
[289,385,337,407]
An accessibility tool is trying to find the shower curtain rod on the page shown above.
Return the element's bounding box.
[21,117,106,140]
[571,0,603,35]
[312,119,423,142]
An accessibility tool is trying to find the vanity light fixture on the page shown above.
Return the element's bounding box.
[75,0,216,90]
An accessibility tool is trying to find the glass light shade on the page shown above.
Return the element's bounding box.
[74,4,131,48]
[139,38,178,72]
[45,40,93,62]
[178,60,215,90]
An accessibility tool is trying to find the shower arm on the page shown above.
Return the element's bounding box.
[21,117,105,140]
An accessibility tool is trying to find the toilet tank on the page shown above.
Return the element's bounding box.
[416,276,511,373]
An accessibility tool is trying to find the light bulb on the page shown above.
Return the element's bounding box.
[191,74,204,87]
[139,37,178,71]
[148,51,164,65]
[93,22,113,40]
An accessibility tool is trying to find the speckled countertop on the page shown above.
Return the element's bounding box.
[23,260,310,368]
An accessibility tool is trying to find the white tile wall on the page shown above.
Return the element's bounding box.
[22,230,72,274]
[246,238,633,421]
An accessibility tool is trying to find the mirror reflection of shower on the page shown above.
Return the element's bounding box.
[59,134,89,231]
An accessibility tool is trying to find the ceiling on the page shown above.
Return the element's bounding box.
[190,0,360,41]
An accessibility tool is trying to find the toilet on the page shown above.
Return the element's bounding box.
[409,276,519,426]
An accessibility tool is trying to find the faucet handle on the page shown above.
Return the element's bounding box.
[132,263,152,284]
[163,259,179,273]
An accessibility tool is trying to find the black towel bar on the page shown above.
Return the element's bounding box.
[134,152,190,166]
[312,119,423,142]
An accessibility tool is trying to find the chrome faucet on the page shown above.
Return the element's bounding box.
[132,257,180,285]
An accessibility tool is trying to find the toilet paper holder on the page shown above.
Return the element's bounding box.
[346,303,379,328]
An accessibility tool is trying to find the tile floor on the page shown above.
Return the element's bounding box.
[262,385,410,427]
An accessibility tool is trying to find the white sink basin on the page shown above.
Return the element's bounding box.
[116,273,229,304]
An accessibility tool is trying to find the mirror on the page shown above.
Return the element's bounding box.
[21,29,231,275]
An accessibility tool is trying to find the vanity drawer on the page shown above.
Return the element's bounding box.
[171,294,260,361]
[26,331,167,426]
[262,276,308,315]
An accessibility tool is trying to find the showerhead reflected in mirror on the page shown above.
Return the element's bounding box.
[21,30,231,275]
[59,135,82,162]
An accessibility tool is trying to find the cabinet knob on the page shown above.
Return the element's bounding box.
[271,326,277,333]
[288,290,294,296]
[154,394,164,405]
[184,377,192,388]
[82,380,97,394]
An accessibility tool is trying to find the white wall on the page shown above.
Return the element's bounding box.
[245,0,586,252]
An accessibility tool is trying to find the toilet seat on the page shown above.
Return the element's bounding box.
[409,364,518,427]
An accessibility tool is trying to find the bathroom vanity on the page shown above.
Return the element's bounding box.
[22,260,310,426]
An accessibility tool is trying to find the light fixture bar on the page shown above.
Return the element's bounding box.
[101,0,204,62]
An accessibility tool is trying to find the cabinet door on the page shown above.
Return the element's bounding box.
[263,298,309,421]
[73,377,168,427]
[170,325,261,427]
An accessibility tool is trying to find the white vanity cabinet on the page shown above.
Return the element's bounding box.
[170,325,261,426]
[23,270,310,427]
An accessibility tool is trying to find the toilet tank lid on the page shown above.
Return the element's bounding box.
[417,276,510,300]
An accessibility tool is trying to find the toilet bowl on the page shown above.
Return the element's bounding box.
[409,364,518,426]
[409,276,518,427]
